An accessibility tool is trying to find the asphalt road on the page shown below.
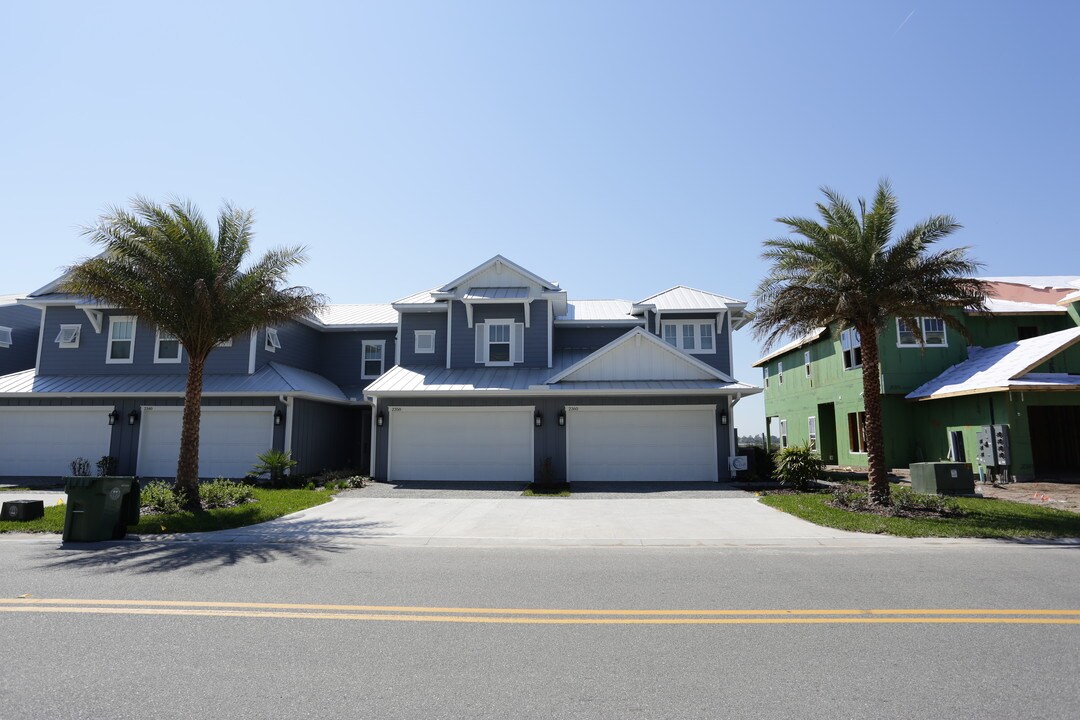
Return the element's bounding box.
[2,540,1078,719]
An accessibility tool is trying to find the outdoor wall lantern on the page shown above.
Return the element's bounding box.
[107,409,118,426]
[534,410,543,428]
[128,410,139,426]
[719,408,729,426]
[557,410,566,427]
[274,410,284,426]
[376,411,385,428]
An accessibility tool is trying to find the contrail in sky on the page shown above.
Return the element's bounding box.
[894,9,916,35]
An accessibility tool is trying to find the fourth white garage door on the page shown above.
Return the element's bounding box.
[567,405,718,482]
[137,406,275,479]
[388,407,534,482]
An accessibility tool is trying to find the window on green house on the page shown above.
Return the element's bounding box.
[763,366,769,388]
[841,328,862,369]
[804,350,811,377]
[778,361,784,384]
[808,416,817,451]
[779,419,788,449]
[847,411,866,453]
[897,317,947,347]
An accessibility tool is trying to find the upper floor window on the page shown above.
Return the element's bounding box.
[778,360,784,384]
[662,321,716,354]
[362,340,385,379]
[154,328,182,363]
[840,328,862,370]
[216,337,234,348]
[897,317,947,347]
[265,328,281,353]
[414,330,436,355]
[475,320,523,366]
[804,350,811,377]
[55,324,81,348]
[763,366,769,388]
[106,316,136,364]
[0,326,11,348]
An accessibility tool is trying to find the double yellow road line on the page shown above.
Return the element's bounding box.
[3,598,1080,625]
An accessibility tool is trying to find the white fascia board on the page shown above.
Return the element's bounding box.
[545,327,735,384]
[319,324,399,331]
[390,303,448,312]
[553,319,646,327]
[0,390,361,405]
[364,387,760,398]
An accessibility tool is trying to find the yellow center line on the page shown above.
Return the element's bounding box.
[3,598,1079,617]
[2,599,1079,624]
[1,606,1079,624]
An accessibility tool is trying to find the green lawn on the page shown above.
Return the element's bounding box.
[0,488,335,535]
[760,491,1080,538]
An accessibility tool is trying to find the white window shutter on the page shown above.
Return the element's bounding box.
[474,323,486,363]
[512,323,524,363]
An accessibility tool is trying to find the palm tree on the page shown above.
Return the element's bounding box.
[752,181,986,505]
[62,198,323,510]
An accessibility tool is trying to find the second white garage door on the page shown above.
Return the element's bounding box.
[137,406,275,479]
[388,407,534,482]
[567,405,718,482]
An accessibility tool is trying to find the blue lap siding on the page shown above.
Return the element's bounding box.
[0,303,40,375]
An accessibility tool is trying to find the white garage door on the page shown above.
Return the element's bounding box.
[388,407,533,482]
[567,405,717,482]
[137,406,275,479]
[0,407,113,477]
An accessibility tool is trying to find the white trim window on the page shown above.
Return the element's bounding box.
[475,319,524,366]
[414,330,436,355]
[847,411,867,454]
[55,324,81,348]
[804,350,812,377]
[154,328,182,363]
[808,416,817,451]
[778,360,784,385]
[0,326,11,348]
[841,328,862,370]
[897,317,947,347]
[763,366,769,388]
[106,316,136,364]
[362,340,385,379]
[661,321,716,354]
[779,419,788,449]
[216,337,234,348]
[264,328,281,353]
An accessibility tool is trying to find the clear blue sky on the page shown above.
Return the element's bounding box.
[2,1,1077,434]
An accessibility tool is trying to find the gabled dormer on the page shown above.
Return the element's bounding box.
[395,255,568,370]
[631,285,749,376]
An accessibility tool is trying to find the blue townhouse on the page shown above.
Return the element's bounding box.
[0,294,42,377]
[0,256,760,482]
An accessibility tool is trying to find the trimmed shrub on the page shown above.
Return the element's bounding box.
[200,479,255,509]
[249,449,298,486]
[141,481,185,515]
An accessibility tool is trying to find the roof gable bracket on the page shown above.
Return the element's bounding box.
[465,302,474,329]
[82,308,103,334]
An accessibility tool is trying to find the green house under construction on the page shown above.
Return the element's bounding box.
[752,277,1080,481]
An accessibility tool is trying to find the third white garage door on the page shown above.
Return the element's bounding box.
[567,405,718,482]
[388,407,533,482]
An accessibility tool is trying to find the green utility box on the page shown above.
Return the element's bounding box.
[909,462,975,495]
[62,477,140,542]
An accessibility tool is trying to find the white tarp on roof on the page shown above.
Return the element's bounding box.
[907,327,1080,400]
[978,298,1067,314]
[980,276,1080,290]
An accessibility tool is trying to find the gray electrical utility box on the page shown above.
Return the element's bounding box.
[976,424,1011,467]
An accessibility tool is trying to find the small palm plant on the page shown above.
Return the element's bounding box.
[250,449,299,486]
[773,443,826,492]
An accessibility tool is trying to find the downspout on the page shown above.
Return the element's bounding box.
[33,306,45,376]
[369,397,378,479]
[728,393,740,479]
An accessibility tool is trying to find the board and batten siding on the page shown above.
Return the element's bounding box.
[37,306,250,376]
[318,330,397,392]
[0,396,285,479]
[372,395,732,482]
[254,320,322,374]
[449,300,549,368]
[398,312,448,368]
[648,311,732,376]
[0,303,41,375]
[552,326,634,354]
[288,399,370,474]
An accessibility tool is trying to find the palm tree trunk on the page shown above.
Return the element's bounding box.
[858,329,891,505]
[175,355,205,511]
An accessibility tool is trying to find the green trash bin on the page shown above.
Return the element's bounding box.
[63,477,139,542]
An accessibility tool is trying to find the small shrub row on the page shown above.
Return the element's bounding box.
[140,479,256,515]
[830,484,963,518]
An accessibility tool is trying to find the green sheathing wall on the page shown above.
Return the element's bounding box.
[963,313,1075,347]
[1030,340,1080,374]
[877,310,968,394]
